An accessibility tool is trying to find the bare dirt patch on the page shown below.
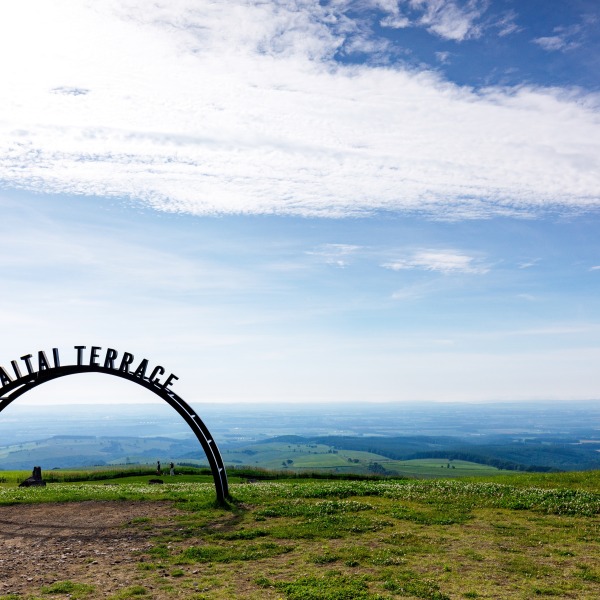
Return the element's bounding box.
[0,501,179,597]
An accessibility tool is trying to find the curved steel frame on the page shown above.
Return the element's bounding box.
[0,366,229,503]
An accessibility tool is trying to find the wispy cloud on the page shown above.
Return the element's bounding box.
[379,1,520,41]
[382,249,488,274]
[391,280,439,300]
[533,24,583,53]
[518,259,540,269]
[380,14,411,29]
[0,1,598,219]
[516,293,536,302]
[494,10,521,37]
[435,50,451,64]
[409,0,488,42]
[307,244,362,268]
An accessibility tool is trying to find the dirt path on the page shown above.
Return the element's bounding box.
[0,501,178,597]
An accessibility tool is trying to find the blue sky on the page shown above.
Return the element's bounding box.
[0,1,599,404]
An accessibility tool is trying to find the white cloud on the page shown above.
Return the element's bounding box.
[494,10,521,37]
[518,259,540,269]
[409,0,487,41]
[307,243,362,268]
[380,14,411,29]
[533,35,576,52]
[375,0,411,29]
[0,1,598,219]
[533,24,582,53]
[383,249,488,274]
[382,1,518,42]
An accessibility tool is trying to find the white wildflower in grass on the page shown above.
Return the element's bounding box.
[1,479,598,516]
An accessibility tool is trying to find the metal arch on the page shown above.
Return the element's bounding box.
[0,366,229,504]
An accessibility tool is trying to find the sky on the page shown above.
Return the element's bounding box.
[0,0,599,406]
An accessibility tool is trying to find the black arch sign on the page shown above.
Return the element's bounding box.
[0,345,229,503]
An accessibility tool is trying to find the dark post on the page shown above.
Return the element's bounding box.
[19,466,46,487]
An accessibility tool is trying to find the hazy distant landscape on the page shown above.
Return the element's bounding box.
[2,401,599,474]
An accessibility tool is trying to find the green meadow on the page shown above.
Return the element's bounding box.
[1,468,599,598]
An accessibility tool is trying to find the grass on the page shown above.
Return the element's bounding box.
[0,454,509,490]
[0,466,223,486]
[257,571,378,599]
[41,581,95,598]
[108,586,149,599]
[2,470,600,598]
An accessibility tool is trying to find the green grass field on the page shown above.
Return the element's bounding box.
[1,468,599,598]
[0,457,508,487]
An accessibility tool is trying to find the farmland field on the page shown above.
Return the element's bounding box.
[222,442,513,477]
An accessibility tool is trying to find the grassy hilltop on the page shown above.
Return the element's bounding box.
[1,468,599,599]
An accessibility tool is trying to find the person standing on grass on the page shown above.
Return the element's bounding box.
[170,462,175,476]
[156,460,161,475]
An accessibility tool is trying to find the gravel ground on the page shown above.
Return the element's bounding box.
[0,501,178,597]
